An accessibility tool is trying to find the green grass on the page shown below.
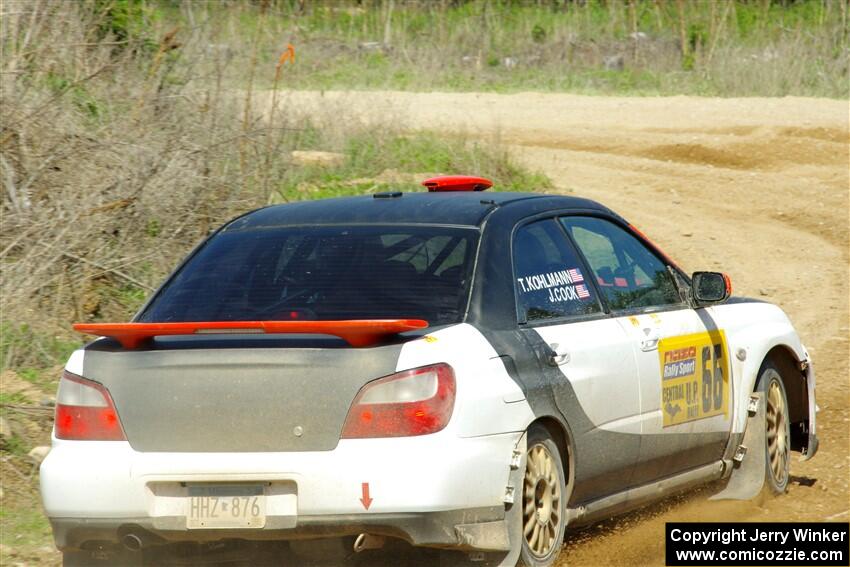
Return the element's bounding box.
[12,367,59,393]
[273,131,552,203]
[0,392,31,405]
[0,505,54,549]
[260,56,696,96]
[0,432,30,457]
[0,324,82,373]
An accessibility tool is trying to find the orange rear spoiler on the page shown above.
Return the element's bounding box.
[73,320,429,349]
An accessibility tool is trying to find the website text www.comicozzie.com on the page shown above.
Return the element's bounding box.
[665,522,849,566]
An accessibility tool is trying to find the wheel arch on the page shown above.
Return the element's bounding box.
[716,300,816,458]
[759,345,810,453]
[528,415,575,502]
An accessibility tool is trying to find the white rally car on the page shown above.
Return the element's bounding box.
[41,176,818,566]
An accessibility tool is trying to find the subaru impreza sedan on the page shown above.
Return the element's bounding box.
[41,176,818,566]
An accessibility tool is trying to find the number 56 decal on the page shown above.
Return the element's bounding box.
[659,330,729,427]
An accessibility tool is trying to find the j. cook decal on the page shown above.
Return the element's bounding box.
[517,267,592,303]
[660,331,729,427]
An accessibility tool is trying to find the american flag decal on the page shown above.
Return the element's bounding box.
[568,268,584,283]
[576,284,590,299]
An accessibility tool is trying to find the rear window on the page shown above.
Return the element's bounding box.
[139,225,479,326]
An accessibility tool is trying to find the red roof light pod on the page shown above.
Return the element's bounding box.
[421,175,493,192]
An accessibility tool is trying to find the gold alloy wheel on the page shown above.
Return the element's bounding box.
[766,380,789,486]
[523,443,562,558]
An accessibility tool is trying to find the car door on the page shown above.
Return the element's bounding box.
[559,216,733,486]
[512,218,643,502]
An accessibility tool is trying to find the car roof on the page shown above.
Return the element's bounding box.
[226,192,611,230]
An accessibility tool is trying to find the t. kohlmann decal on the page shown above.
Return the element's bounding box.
[516,267,592,303]
[660,331,729,427]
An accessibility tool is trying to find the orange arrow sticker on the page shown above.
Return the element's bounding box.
[360,482,373,510]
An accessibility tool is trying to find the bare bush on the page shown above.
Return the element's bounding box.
[0,0,303,368]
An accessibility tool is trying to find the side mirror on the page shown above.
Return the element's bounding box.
[692,272,732,307]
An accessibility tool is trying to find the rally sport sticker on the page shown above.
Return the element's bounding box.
[660,330,729,427]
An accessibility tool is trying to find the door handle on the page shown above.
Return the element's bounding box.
[640,328,660,352]
[548,343,570,366]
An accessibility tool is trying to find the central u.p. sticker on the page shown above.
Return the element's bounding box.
[659,330,729,427]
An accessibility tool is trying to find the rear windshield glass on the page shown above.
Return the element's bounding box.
[139,225,479,326]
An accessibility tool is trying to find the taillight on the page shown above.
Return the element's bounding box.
[340,363,456,438]
[55,371,125,441]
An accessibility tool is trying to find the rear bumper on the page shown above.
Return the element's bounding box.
[48,508,508,551]
[40,431,520,551]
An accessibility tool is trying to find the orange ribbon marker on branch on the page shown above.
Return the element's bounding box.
[276,43,295,77]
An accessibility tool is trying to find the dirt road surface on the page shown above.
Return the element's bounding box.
[268,91,850,566]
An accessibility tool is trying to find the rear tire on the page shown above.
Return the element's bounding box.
[759,363,791,494]
[520,425,567,567]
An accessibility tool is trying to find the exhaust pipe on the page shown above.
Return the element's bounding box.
[353,533,386,553]
[121,533,143,552]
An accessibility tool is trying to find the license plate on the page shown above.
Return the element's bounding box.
[186,485,266,529]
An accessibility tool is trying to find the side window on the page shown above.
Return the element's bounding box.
[512,220,602,322]
[560,217,682,312]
